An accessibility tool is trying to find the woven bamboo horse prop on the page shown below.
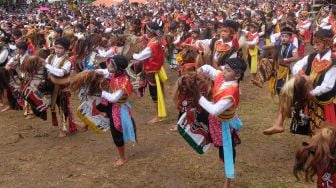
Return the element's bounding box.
[173,73,212,152]
[196,42,215,68]
[278,75,314,133]
[111,34,146,60]
[25,28,47,54]
[179,46,198,75]
[173,73,212,115]
[71,70,109,98]
[21,56,51,120]
[251,45,278,88]
[71,70,111,134]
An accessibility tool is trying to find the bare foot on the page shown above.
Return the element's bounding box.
[1,106,11,112]
[0,103,3,107]
[147,116,162,124]
[169,125,178,132]
[58,131,67,138]
[251,78,263,88]
[263,126,284,135]
[224,178,231,188]
[114,158,127,167]
[24,114,35,120]
[75,121,88,132]
[263,112,285,135]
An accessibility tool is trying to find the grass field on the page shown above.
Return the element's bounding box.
[0,65,316,188]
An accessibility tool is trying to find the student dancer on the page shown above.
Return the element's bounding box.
[196,20,239,67]
[133,22,167,124]
[97,55,136,167]
[5,41,30,113]
[40,37,77,137]
[198,58,247,188]
[264,29,336,135]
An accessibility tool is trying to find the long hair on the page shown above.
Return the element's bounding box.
[73,38,88,60]
[88,33,102,48]
[279,75,312,118]
[130,18,142,35]
[110,35,126,47]
[181,46,197,63]
[114,34,145,60]
[21,56,44,78]
[195,45,213,68]
[25,28,46,49]
[173,73,211,108]
[37,48,51,59]
[294,126,336,182]
[63,28,77,50]
[71,70,109,96]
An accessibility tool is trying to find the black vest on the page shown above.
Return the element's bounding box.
[305,52,336,102]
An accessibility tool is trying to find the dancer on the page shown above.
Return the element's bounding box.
[97,55,136,167]
[264,29,336,135]
[40,37,77,137]
[133,22,167,124]
[196,20,239,66]
[252,22,300,94]
[5,41,30,113]
[0,28,10,111]
[198,58,247,188]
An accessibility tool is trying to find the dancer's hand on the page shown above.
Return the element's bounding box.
[301,74,311,82]
[4,64,11,70]
[279,59,289,67]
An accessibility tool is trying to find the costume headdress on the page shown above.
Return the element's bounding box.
[110,55,129,74]
[314,29,334,47]
[54,37,70,50]
[300,11,309,18]
[280,21,295,35]
[222,58,247,81]
[221,20,239,32]
[146,22,161,35]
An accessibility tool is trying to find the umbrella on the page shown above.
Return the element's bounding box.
[39,6,50,12]
[92,0,147,7]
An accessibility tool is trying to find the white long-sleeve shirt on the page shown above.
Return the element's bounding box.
[45,55,72,77]
[196,39,237,63]
[292,50,336,96]
[319,16,331,29]
[98,48,116,58]
[297,20,311,33]
[173,34,182,45]
[133,47,151,61]
[272,14,283,25]
[270,33,299,48]
[7,51,29,67]
[96,68,109,78]
[74,32,85,40]
[101,90,124,103]
[0,48,8,64]
[96,68,125,103]
[198,65,235,116]
[246,32,259,46]
[104,27,112,33]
